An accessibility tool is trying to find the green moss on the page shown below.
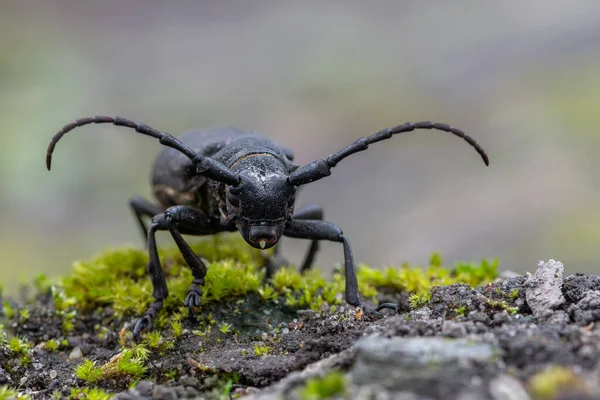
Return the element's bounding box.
[75,359,103,383]
[454,305,468,317]
[219,322,233,334]
[8,336,30,356]
[0,386,29,400]
[409,292,432,309]
[486,299,519,315]
[2,302,15,319]
[0,326,7,348]
[69,387,112,400]
[51,234,498,328]
[298,371,348,400]
[359,254,498,309]
[253,344,271,357]
[45,338,61,352]
[528,366,585,399]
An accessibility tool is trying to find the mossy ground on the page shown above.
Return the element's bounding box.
[1,234,597,399]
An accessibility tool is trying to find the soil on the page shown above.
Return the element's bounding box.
[1,260,600,400]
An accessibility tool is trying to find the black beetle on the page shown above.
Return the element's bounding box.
[46,116,489,336]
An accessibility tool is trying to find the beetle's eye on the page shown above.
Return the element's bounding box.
[228,193,240,207]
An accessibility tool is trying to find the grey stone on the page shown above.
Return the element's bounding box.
[68,347,83,360]
[152,385,178,400]
[525,260,566,317]
[577,290,600,310]
[489,374,531,400]
[0,367,12,385]
[133,380,154,397]
[350,336,499,397]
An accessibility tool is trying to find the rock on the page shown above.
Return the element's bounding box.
[152,385,178,400]
[569,290,600,325]
[525,260,566,317]
[134,380,154,397]
[350,336,500,398]
[49,370,58,379]
[563,274,600,304]
[577,290,600,310]
[68,347,83,360]
[489,374,531,400]
[0,367,13,385]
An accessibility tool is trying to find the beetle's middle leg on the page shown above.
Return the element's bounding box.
[266,203,324,278]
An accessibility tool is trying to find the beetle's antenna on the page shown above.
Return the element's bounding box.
[47,115,240,186]
[288,121,489,186]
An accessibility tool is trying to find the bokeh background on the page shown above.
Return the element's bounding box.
[1,1,600,293]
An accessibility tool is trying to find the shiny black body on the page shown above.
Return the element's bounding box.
[46,116,489,336]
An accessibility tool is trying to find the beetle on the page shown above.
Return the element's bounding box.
[46,116,489,336]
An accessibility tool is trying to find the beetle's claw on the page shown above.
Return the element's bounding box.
[133,300,163,338]
[133,314,154,338]
[184,284,203,318]
[357,302,399,320]
[374,302,399,316]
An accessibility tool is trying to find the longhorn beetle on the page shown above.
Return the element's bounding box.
[46,116,489,336]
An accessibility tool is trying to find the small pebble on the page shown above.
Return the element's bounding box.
[49,370,58,379]
[68,347,83,360]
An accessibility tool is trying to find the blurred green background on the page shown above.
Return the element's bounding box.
[1,1,600,293]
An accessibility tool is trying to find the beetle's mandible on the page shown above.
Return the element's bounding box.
[46,116,489,336]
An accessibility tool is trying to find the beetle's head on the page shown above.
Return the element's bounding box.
[227,156,296,249]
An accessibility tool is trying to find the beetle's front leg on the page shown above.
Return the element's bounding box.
[283,219,398,318]
[161,206,233,318]
[163,206,210,318]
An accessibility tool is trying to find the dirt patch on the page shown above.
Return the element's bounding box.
[1,258,600,399]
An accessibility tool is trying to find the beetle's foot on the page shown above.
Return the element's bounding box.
[184,279,204,318]
[133,300,163,338]
[356,302,399,320]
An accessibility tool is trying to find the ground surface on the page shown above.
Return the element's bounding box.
[1,246,599,399]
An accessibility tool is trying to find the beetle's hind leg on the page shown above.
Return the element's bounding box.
[130,196,163,244]
[134,214,169,337]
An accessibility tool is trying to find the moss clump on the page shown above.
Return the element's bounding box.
[0,386,29,400]
[298,371,348,400]
[253,344,272,357]
[75,359,103,383]
[68,387,111,400]
[528,366,587,399]
[75,344,150,386]
[52,234,498,328]
[358,253,498,307]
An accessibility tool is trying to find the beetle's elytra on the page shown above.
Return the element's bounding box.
[47,116,489,336]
